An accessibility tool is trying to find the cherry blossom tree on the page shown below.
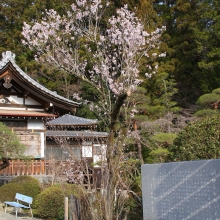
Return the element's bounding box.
[22,0,165,218]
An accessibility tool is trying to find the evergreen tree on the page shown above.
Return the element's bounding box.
[0,122,26,170]
[196,0,220,92]
[0,0,75,92]
[153,0,220,106]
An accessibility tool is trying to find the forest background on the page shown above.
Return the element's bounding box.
[1,0,220,219]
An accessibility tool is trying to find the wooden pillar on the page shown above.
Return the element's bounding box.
[20,160,25,176]
[10,160,13,176]
[31,160,34,175]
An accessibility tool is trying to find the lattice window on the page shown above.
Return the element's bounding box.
[0,120,27,128]
[17,133,41,158]
[46,145,81,160]
[82,141,93,158]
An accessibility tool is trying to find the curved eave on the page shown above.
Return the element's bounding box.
[46,130,109,139]
[46,123,98,126]
[0,62,80,111]
[0,110,57,118]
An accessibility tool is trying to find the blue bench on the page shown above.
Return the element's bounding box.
[4,193,33,218]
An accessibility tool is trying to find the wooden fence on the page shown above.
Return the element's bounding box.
[0,159,46,176]
[0,159,101,188]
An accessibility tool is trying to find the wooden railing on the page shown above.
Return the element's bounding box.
[0,159,101,188]
[0,159,46,176]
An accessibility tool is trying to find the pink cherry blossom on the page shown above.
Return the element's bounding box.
[22,0,165,126]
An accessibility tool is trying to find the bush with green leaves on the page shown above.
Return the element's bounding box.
[35,183,88,219]
[151,132,177,145]
[168,115,220,161]
[194,109,220,117]
[195,88,220,117]
[35,185,64,219]
[10,176,40,200]
[0,183,25,202]
[59,183,84,198]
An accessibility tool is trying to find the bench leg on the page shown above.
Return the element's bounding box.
[15,207,18,218]
[13,207,20,218]
[4,205,32,218]
[30,208,33,218]
[4,203,8,214]
[4,204,18,218]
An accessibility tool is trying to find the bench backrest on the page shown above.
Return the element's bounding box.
[15,193,33,204]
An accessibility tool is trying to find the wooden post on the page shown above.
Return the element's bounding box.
[31,160,34,175]
[11,160,13,176]
[64,197,68,220]
[34,160,37,175]
[20,160,25,176]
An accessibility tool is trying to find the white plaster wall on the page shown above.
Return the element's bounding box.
[24,132,45,158]
[27,119,44,129]
[9,95,40,105]
[25,96,40,105]
[27,120,45,158]
[27,119,45,158]
[9,95,23,104]
[93,144,107,167]
[27,108,44,111]
[82,146,93,157]
[0,107,26,110]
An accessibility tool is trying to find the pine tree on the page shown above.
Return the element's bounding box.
[153,0,220,105]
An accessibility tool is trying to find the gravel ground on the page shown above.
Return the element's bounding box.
[0,203,43,220]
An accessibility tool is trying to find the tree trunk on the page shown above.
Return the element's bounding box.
[104,93,127,220]
[137,141,144,165]
[133,120,144,164]
[0,158,10,171]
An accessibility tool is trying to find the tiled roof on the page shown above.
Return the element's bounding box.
[46,114,98,126]
[0,51,79,107]
[46,130,109,138]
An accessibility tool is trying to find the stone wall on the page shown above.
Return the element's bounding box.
[0,175,52,186]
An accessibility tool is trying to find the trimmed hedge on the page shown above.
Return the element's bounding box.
[10,176,40,200]
[0,176,41,208]
[0,183,25,202]
[169,115,220,161]
[35,183,86,219]
[60,183,84,197]
[35,185,65,219]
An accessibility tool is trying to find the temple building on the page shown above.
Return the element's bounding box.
[0,51,108,164]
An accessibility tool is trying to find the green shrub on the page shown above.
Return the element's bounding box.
[10,176,40,199]
[59,183,91,219]
[35,185,64,219]
[60,183,84,197]
[168,115,220,161]
[0,183,25,202]
[151,132,177,145]
[10,175,39,184]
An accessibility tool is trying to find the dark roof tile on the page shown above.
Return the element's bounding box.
[0,51,79,107]
[46,114,98,126]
